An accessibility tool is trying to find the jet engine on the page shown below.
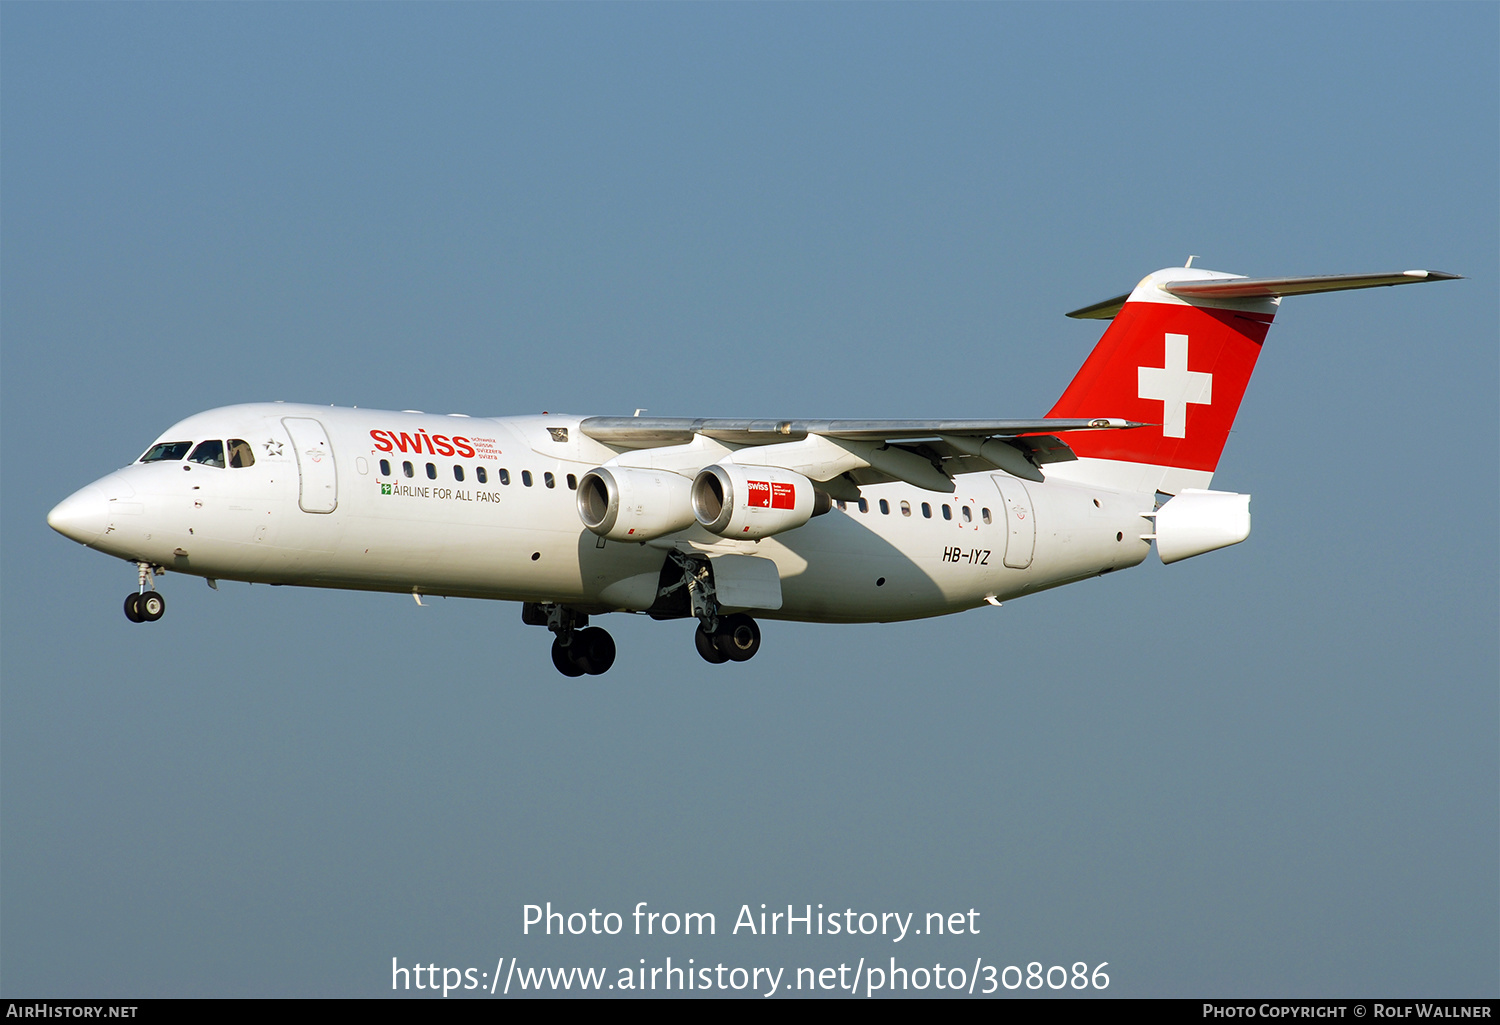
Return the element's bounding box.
[692,464,822,540]
[576,467,696,542]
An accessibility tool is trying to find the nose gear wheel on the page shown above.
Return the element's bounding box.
[138,591,166,622]
[124,563,166,623]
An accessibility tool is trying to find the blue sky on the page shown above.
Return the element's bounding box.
[3,3,1495,997]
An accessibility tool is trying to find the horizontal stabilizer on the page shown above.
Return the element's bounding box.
[1163,270,1462,300]
[1067,269,1460,320]
[1065,292,1135,321]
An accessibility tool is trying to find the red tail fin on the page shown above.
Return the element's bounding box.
[1046,266,1458,494]
[1047,268,1275,493]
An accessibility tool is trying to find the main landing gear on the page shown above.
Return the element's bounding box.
[524,553,768,675]
[123,563,166,624]
[693,613,761,664]
[524,603,616,677]
[659,552,763,665]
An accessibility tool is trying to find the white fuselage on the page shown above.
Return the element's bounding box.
[51,403,1153,623]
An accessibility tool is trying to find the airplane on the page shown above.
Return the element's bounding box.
[47,263,1458,676]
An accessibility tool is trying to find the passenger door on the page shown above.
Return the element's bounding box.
[282,417,338,513]
[991,475,1035,569]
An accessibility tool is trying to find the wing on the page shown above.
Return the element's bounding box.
[580,416,1143,492]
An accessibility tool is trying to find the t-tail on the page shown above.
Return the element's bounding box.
[1045,265,1460,496]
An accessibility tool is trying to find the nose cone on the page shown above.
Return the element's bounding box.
[48,483,109,546]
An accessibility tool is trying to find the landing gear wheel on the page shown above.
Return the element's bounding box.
[124,593,144,623]
[695,624,729,664]
[575,627,616,676]
[138,591,165,622]
[713,613,760,662]
[551,637,586,677]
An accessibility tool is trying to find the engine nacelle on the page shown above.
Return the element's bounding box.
[1153,488,1251,564]
[576,467,695,542]
[692,464,817,539]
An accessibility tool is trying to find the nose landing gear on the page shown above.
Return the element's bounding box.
[124,563,166,623]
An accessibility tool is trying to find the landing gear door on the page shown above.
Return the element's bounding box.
[991,475,1035,569]
[708,554,783,611]
[283,417,338,513]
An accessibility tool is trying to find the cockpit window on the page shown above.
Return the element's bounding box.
[227,439,255,468]
[140,441,192,462]
[188,440,226,468]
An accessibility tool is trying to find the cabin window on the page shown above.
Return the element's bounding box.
[544,472,556,489]
[879,499,890,514]
[425,463,437,480]
[522,470,533,487]
[227,439,255,468]
[379,459,391,476]
[454,465,465,482]
[476,466,488,484]
[900,500,911,517]
[921,502,932,518]
[857,498,868,513]
[499,469,511,485]
[962,506,972,522]
[566,474,577,490]
[403,461,414,478]
[836,500,847,511]
[140,441,192,463]
[188,440,226,468]
[942,504,952,520]
[982,508,992,524]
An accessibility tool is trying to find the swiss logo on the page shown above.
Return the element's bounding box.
[1138,332,1212,439]
[747,481,795,510]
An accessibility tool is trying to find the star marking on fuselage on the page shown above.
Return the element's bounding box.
[264,439,284,456]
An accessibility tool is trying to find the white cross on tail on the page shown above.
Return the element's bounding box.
[1138,333,1212,438]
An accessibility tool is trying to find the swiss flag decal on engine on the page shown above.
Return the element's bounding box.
[1049,300,1272,473]
[747,481,796,509]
